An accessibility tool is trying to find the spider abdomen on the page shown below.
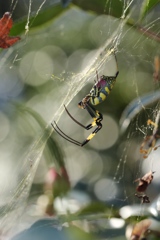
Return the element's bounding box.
[89,77,117,105]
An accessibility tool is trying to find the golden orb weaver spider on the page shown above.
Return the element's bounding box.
[51,48,119,147]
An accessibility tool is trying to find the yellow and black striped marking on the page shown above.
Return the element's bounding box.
[89,73,118,106]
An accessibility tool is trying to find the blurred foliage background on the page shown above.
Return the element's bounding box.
[0,0,160,239]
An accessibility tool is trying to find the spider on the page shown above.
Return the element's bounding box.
[140,119,160,158]
[51,48,119,146]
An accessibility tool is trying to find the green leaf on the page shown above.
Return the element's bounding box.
[73,0,126,18]
[76,202,117,217]
[10,5,65,35]
[140,0,160,20]
[59,202,118,223]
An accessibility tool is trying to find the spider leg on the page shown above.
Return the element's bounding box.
[113,49,119,78]
[51,122,82,146]
[64,103,103,130]
[95,70,99,83]
[65,103,102,131]
[53,104,103,147]
[65,102,103,146]
[64,105,86,128]
[80,103,103,146]
[81,120,102,146]
[140,135,154,158]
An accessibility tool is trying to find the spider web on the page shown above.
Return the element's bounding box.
[0,0,160,239]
